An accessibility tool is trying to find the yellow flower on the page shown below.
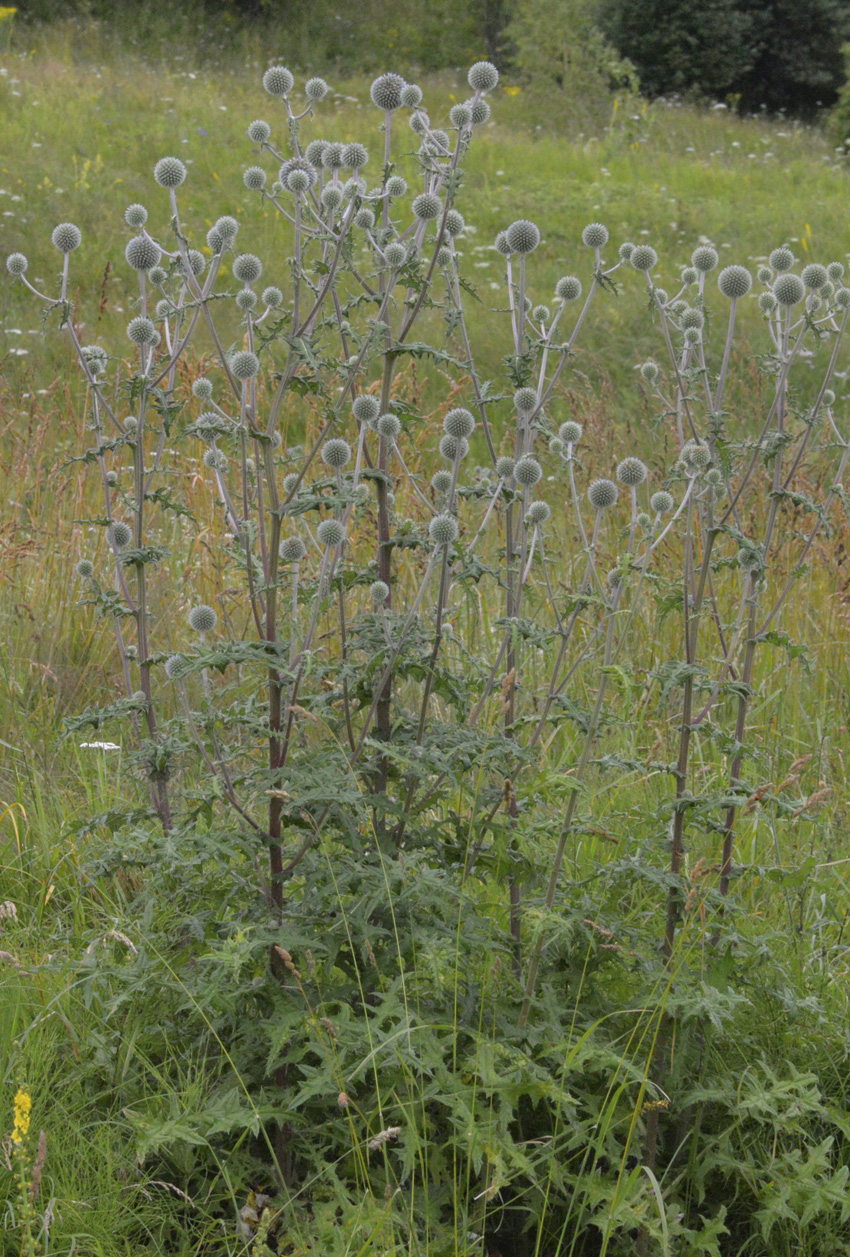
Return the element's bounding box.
[11,1086,31,1145]
[0,7,18,20]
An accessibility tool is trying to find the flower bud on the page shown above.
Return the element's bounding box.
[189,604,217,632]
[317,518,345,547]
[51,222,82,253]
[153,156,186,188]
[588,478,618,509]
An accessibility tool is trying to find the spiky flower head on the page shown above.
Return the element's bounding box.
[154,156,186,188]
[758,291,778,314]
[650,490,674,513]
[232,253,263,284]
[757,265,773,285]
[76,558,95,578]
[532,304,550,322]
[506,219,540,254]
[691,244,719,273]
[683,327,700,345]
[409,111,428,135]
[512,388,536,415]
[412,192,442,221]
[514,456,542,486]
[439,434,469,461]
[617,456,647,486]
[495,456,515,479]
[769,245,794,273]
[165,653,190,680]
[282,473,300,495]
[193,378,213,400]
[155,297,174,320]
[317,518,346,547]
[801,262,828,291]
[588,478,618,509]
[554,275,582,303]
[148,262,168,284]
[704,468,723,487]
[443,407,476,438]
[109,521,133,548]
[773,272,805,306]
[681,439,711,470]
[431,469,452,492]
[653,288,669,307]
[442,209,465,239]
[559,420,582,444]
[125,236,161,271]
[230,350,259,380]
[717,265,752,299]
[493,231,511,257]
[321,142,345,171]
[384,241,407,269]
[263,65,294,96]
[449,103,473,128]
[305,76,329,102]
[322,438,352,468]
[827,261,845,282]
[423,130,452,157]
[81,344,108,374]
[370,73,406,111]
[640,361,659,383]
[435,245,452,269]
[236,289,258,311]
[835,287,850,309]
[213,216,238,246]
[321,184,344,213]
[280,536,307,563]
[353,395,380,424]
[243,165,267,191]
[203,448,228,471]
[681,308,704,331]
[189,604,217,633]
[301,141,326,168]
[385,175,408,200]
[468,97,491,125]
[353,207,375,230]
[6,252,27,275]
[52,222,82,253]
[342,141,369,171]
[400,83,423,107]
[619,242,635,261]
[429,513,459,546]
[467,59,499,92]
[124,203,148,228]
[582,222,609,249]
[376,413,402,439]
[681,265,698,285]
[526,500,551,525]
[630,244,657,272]
[127,316,159,346]
[206,227,224,253]
[247,118,272,143]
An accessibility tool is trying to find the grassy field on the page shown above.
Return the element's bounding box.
[3,14,850,1257]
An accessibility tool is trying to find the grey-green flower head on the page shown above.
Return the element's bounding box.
[243,165,267,191]
[263,65,294,96]
[377,413,402,439]
[801,263,828,291]
[412,192,442,221]
[718,265,752,299]
[189,604,217,633]
[193,378,213,400]
[681,439,711,470]
[124,203,148,228]
[468,60,499,92]
[6,252,27,275]
[370,73,406,111]
[683,327,700,345]
[506,219,540,254]
[704,468,723,486]
[127,316,159,346]
[588,478,618,509]
[321,185,344,214]
[758,291,778,314]
[835,287,850,309]
[354,207,375,230]
[495,456,515,479]
[125,236,161,271]
[619,242,635,261]
[261,286,283,309]
[322,437,352,468]
[233,253,263,284]
[342,141,369,170]
[385,175,407,198]
[317,518,345,548]
[653,288,668,306]
[439,434,469,461]
[203,448,228,471]
[429,513,459,546]
[431,469,452,493]
[237,289,257,312]
[681,266,698,285]
[514,387,537,414]
[769,245,794,273]
[773,272,805,306]
[384,241,407,269]
[409,111,428,135]
[52,222,82,254]
[353,395,381,424]
[532,304,550,322]
[650,490,674,513]
[681,308,704,331]
[247,118,272,143]
[757,265,773,285]
[436,245,453,269]
[514,456,542,486]
[154,156,186,188]
[640,361,659,382]
[422,128,451,157]
[280,536,307,563]
[691,244,719,273]
[230,350,259,380]
[322,142,345,170]
[823,388,836,406]
[526,500,551,525]
[76,558,95,578]
[494,231,511,257]
[400,83,423,107]
[443,408,476,438]
[555,275,582,302]
[109,521,133,548]
[616,456,647,486]
[582,222,608,249]
[81,344,108,374]
[559,420,582,444]
[305,76,329,102]
[449,103,473,128]
[827,261,845,282]
[468,97,491,125]
[444,209,465,239]
[148,264,168,286]
[164,654,189,680]
[369,579,390,606]
[106,470,118,486]
[630,244,657,272]
[214,216,239,245]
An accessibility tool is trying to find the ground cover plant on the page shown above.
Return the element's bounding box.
[3,21,850,1257]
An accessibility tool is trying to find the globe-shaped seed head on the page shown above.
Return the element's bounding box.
[230,350,259,380]
[189,604,217,633]
[203,449,227,471]
[125,236,161,271]
[261,286,282,309]
[757,265,773,285]
[370,73,406,111]
[436,246,453,269]
[467,97,491,125]
[233,253,263,284]
[616,456,647,486]
[369,579,390,605]
[704,468,723,487]
[526,501,551,525]
[429,514,459,546]
[247,119,272,143]
[490,456,513,480]
[342,141,368,170]
[149,265,169,287]
[683,327,700,345]
[127,316,158,346]
[354,207,375,230]
[236,289,258,311]
[52,222,82,253]
[650,490,674,513]
[305,76,329,102]
[506,219,540,254]
[76,559,95,578]
[384,241,407,269]
[206,227,224,253]
[317,518,345,548]
[322,437,352,468]
[322,142,345,170]
[514,456,542,486]
[81,345,108,374]
[532,304,550,322]
[559,420,582,444]
[106,470,118,486]
[444,209,465,239]
[352,395,380,424]
[5,253,27,275]
[412,192,441,221]
[682,440,711,469]
[630,244,657,272]
[769,245,794,273]
[109,521,133,548]
[431,469,452,492]
[513,387,537,414]
[282,473,300,495]
[164,654,189,680]
[467,59,499,92]
[439,434,469,461]
[400,83,423,107]
[243,165,267,191]
[321,185,344,214]
[827,261,845,282]
[385,175,408,200]
[653,288,668,307]
[691,244,719,273]
[154,156,186,188]
[263,66,294,96]
[443,408,476,438]
[213,216,239,245]
[640,361,659,382]
[619,242,635,261]
[801,262,828,291]
[377,413,402,439]
[681,265,698,285]
[555,275,582,303]
[681,308,704,331]
[493,231,510,257]
[280,536,307,563]
[718,265,752,299]
[588,478,618,509]
[124,203,148,228]
[192,378,213,401]
[582,222,609,249]
[822,388,836,406]
[758,291,778,313]
[834,287,850,309]
[449,103,472,128]
[773,272,805,306]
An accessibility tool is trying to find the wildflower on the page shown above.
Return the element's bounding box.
[11,1087,31,1145]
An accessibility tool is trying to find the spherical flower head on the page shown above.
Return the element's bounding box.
[559,420,582,444]
[76,558,95,578]
[125,236,161,271]
[513,387,537,414]
[681,265,698,285]
[717,265,752,299]
[230,349,259,380]
[526,500,551,525]
[127,316,158,346]
[165,653,190,680]
[395,83,421,109]
[243,165,267,191]
[630,244,657,272]
[758,291,778,314]
[384,241,407,270]
[443,407,476,438]
[380,176,407,203]
[341,141,368,171]
[354,207,375,230]
[429,513,459,546]
[835,287,850,309]
[653,287,668,307]
[282,472,300,495]
[449,103,472,128]
[650,490,674,514]
[353,394,380,424]
[757,265,773,285]
[6,252,27,276]
[681,307,704,331]
[343,175,366,201]
[773,272,805,307]
[681,439,711,470]
[371,73,406,111]
[322,437,352,468]
[413,192,442,221]
[616,456,647,486]
[640,362,660,384]
[148,264,168,286]
[495,456,515,479]
[317,518,345,548]
[377,413,402,439]
[439,434,469,461]
[189,604,217,633]
[203,448,228,471]
[435,245,452,269]
[468,60,499,92]
[263,65,294,96]
[366,579,389,605]
[206,227,224,254]
[691,244,719,273]
[468,97,491,125]
[441,209,464,241]
[683,327,700,345]
[321,185,344,215]
[582,222,609,249]
[637,512,651,529]
[431,469,452,492]
[506,219,540,254]
[822,280,835,300]
[322,142,345,171]
[422,128,451,157]
[588,478,618,509]
[769,245,794,273]
[212,216,238,247]
[555,275,582,303]
[81,344,108,375]
[514,455,542,487]
[256,287,281,314]
[109,521,133,548]
[193,378,214,401]
[233,253,263,284]
[154,156,186,189]
[106,470,119,487]
[52,221,82,254]
[155,298,173,320]
[305,76,329,102]
[619,242,635,261]
[827,261,845,283]
[801,262,828,292]
[124,202,149,229]
[280,536,307,563]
